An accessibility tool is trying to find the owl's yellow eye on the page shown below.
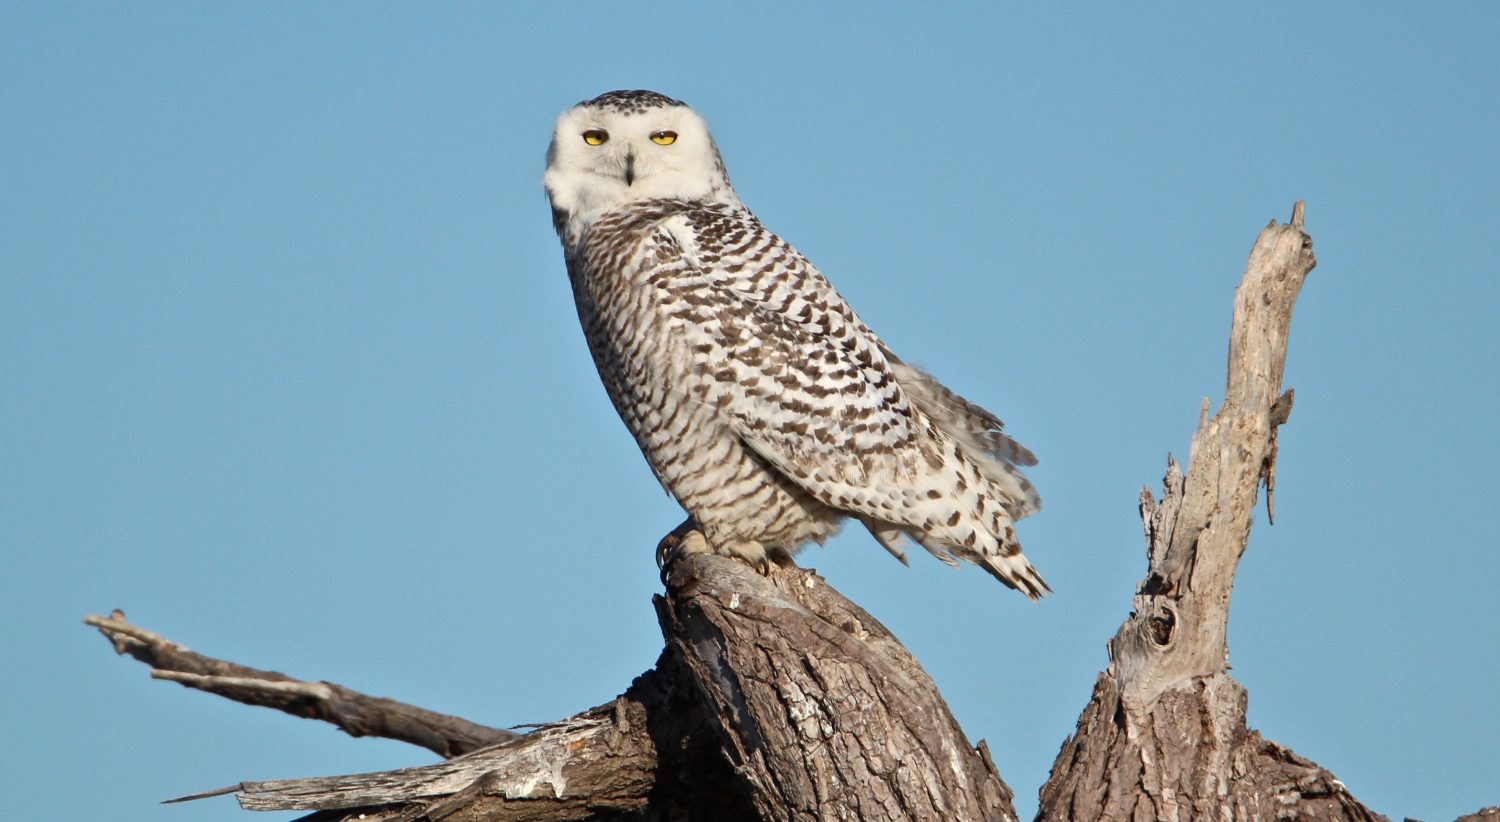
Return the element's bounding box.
[582,129,609,146]
[650,130,677,146]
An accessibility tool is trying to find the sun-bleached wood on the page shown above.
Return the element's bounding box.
[85,610,516,758]
[1035,202,1384,820]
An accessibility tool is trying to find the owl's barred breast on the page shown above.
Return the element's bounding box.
[568,201,845,559]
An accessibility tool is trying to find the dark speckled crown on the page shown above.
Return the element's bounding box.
[580,89,686,114]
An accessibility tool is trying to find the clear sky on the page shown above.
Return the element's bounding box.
[3,4,1496,820]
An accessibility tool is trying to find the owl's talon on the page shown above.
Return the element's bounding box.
[656,521,712,583]
[654,533,679,571]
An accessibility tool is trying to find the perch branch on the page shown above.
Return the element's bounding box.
[85,610,518,758]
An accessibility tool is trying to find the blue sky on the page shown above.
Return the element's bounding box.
[3,4,1496,820]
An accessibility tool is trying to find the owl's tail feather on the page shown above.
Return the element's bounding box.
[980,552,1051,601]
[862,518,913,566]
[886,361,1042,520]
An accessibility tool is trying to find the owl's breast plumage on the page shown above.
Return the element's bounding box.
[566,200,844,553]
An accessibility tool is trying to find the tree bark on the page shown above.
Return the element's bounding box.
[654,554,1015,822]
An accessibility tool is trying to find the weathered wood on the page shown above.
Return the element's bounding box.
[234,658,747,822]
[106,554,1011,820]
[84,610,516,757]
[1037,202,1385,820]
[658,554,1016,822]
[164,648,748,821]
[1042,672,1384,821]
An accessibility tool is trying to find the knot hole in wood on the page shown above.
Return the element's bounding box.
[1147,603,1176,647]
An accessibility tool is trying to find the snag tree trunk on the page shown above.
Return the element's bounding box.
[91,204,1463,820]
[1034,202,1375,820]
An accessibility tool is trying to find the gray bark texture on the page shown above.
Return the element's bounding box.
[89,204,1491,820]
[653,554,1016,822]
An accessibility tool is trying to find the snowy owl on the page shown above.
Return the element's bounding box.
[544,90,1047,598]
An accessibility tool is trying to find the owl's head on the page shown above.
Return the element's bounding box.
[545,90,738,241]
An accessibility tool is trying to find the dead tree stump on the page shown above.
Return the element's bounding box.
[88,203,1470,820]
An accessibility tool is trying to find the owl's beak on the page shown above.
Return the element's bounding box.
[622,150,636,186]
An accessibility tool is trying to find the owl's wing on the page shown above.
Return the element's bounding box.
[654,210,1039,550]
[879,354,1041,518]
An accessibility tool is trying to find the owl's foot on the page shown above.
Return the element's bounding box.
[722,538,774,576]
[656,518,711,577]
[656,520,774,578]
